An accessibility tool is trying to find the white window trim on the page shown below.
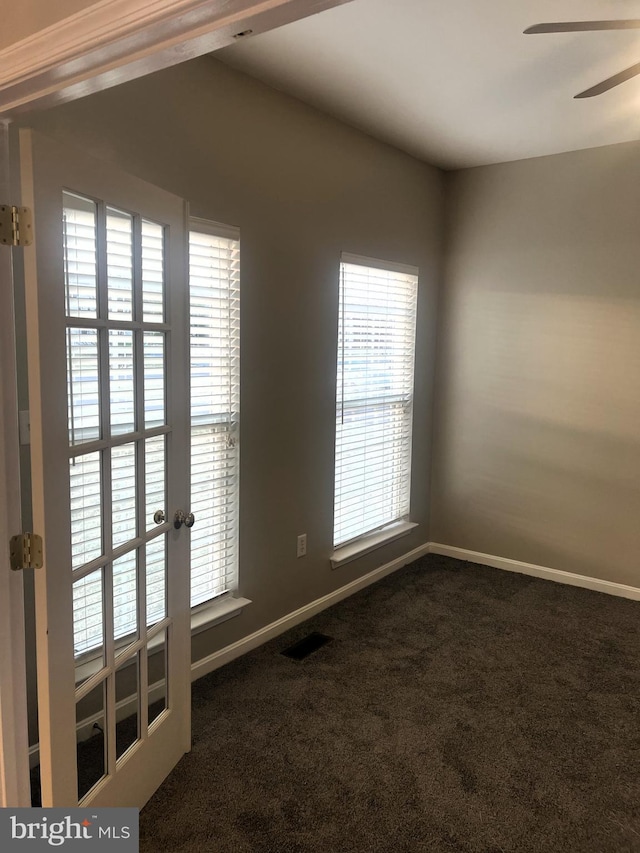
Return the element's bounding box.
[190,216,239,241]
[340,252,419,277]
[330,521,418,569]
[190,594,252,636]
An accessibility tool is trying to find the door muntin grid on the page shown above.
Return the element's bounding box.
[64,191,172,799]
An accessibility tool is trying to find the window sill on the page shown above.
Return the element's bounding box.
[191,596,252,636]
[74,598,251,684]
[330,521,418,569]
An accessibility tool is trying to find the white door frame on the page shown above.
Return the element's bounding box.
[0,119,31,807]
[0,0,354,117]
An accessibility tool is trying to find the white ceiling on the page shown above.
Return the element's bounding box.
[218,0,640,169]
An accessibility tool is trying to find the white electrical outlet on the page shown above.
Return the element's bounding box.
[296,533,307,558]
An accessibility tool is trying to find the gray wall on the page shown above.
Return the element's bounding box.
[22,56,443,740]
[432,142,640,586]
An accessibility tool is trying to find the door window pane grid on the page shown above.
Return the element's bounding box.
[63,192,98,318]
[67,327,100,445]
[145,435,165,532]
[111,443,137,547]
[109,330,136,436]
[142,220,165,323]
[64,191,171,672]
[148,629,168,726]
[113,549,138,645]
[146,534,167,628]
[70,452,103,569]
[73,567,105,658]
[76,682,106,801]
[115,654,140,761]
[106,207,134,321]
[143,332,166,428]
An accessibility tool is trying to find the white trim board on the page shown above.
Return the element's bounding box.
[31,539,637,771]
[428,543,640,602]
[191,541,430,682]
[0,0,355,116]
[192,539,640,688]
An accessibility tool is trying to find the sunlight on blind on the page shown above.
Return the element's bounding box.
[333,258,418,548]
[189,228,240,607]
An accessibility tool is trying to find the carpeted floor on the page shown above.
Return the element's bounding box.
[140,554,640,852]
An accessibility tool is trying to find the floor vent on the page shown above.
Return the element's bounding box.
[281,632,333,661]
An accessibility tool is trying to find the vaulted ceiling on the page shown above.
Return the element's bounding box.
[218,0,640,168]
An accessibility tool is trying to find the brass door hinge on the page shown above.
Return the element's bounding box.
[10,533,43,571]
[0,205,33,247]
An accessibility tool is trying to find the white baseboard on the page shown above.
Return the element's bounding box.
[29,542,429,769]
[190,541,431,683]
[428,543,640,601]
[30,540,636,772]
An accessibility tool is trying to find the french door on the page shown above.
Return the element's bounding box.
[20,129,191,808]
[0,121,30,807]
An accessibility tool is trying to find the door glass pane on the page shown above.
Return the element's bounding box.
[146,535,166,627]
[113,550,138,645]
[73,567,104,659]
[107,207,133,321]
[109,330,135,435]
[76,681,106,801]
[63,192,97,319]
[142,220,165,323]
[70,452,102,569]
[148,630,167,727]
[112,443,137,548]
[145,435,165,531]
[67,327,100,445]
[144,332,165,427]
[115,654,140,761]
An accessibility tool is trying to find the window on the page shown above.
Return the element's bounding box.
[189,219,240,608]
[333,253,418,549]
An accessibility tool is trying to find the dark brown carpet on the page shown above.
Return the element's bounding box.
[140,554,640,852]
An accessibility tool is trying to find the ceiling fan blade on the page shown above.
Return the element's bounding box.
[574,61,640,97]
[525,20,640,34]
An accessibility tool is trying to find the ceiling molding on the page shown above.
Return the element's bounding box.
[0,0,354,117]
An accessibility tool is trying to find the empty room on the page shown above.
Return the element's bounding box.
[1,1,639,851]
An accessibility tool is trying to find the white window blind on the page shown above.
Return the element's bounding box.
[189,221,240,608]
[333,254,418,548]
